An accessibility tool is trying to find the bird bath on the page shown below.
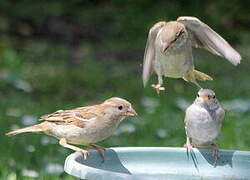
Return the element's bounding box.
[64,147,250,180]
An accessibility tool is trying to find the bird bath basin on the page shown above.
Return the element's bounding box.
[64,147,250,180]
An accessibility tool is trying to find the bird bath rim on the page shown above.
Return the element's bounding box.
[64,147,250,180]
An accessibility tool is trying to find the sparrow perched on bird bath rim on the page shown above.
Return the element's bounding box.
[6,97,137,160]
[184,89,225,165]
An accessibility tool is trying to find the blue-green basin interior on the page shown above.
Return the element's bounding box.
[64,147,250,180]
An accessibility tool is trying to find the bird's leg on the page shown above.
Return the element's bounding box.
[88,144,106,160]
[192,79,202,89]
[59,138,89,160]
[152,75,165,94]
[152,60,165,94]
[184,137,194,161]
[211,143,220,166]
[183,70,202,89]
[184,136,193,152]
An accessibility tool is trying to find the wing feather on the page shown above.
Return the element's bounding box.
[177,16,241,65]
[142,21,166,86]
[39,105,101,127]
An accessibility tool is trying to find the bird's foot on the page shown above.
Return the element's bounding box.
[184,142,193,152]
[59,138,89,160]
[79,149,89,160]
[89,144,106,160]
[211,144,220,166]
[151,84,165,94]
[184,142,194,160]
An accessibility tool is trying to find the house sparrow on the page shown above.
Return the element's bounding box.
[184,89,225,164]
[142,16,241,94]
[6,97,137,160]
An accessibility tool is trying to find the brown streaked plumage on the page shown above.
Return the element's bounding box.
[6,97,137,160]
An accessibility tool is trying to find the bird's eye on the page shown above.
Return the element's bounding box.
[213,95,216,99]
[118,105,123,110]
[197,94,200,97]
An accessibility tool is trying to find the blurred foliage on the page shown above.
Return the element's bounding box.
[0,0,249,179]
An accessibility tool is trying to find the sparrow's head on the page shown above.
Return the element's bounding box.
[195,89,219,109]
[159,21,186,53]
[103,97,137,118]
[197,89,216,101]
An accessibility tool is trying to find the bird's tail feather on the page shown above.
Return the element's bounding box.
[193,70,213,81]
[6,124,44,136]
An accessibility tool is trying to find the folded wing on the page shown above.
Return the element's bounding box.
[39,105,99,127]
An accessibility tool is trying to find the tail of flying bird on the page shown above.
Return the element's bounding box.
[193,70,213,81]
[183,69,213,83]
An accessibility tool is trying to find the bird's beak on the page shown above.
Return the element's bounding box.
[201,96,211,101]
[125,107,137,116]
[161,42,170,53]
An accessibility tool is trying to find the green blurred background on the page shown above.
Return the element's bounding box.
[0,0,249,179]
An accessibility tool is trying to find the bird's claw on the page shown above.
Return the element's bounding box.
[80,149,89,160]
[212,148,219,158]
[152,84,165,94]
[184,143,193,152]
[96,148,106,160]
[89,144,106,161]
[211,144,220,166]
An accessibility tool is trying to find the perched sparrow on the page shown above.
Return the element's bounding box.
[6,97,137,160]
[142,16,241,94]
[184,89,225,164]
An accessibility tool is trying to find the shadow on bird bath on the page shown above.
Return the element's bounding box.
[185,148,236,176]
[197,149,235,167]
[186,148,199,171]
[76,149,132,174]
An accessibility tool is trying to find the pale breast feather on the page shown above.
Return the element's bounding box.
[185,104,210,123]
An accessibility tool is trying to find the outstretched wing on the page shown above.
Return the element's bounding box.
[39,105,100,127]
[177,16,241,66]
[143,21,167,86]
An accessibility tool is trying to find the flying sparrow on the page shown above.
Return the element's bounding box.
[142,16,241,94]
[184,89,225,164]
[6,97,137,160]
